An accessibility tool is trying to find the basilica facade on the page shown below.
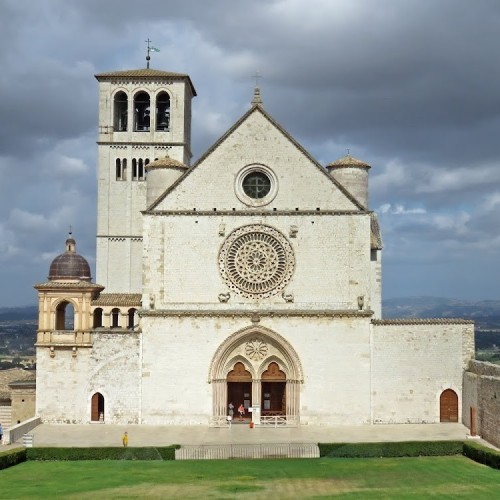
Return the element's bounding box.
[34,67,474,426]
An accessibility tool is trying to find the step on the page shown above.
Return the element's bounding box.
[175,442,319,460]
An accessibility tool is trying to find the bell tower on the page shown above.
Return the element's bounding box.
[94,68,196,293]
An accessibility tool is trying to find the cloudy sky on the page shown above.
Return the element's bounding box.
[1,0,499,307]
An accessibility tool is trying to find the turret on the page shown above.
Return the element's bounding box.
[145,156,188,207]
[326,154,371,209]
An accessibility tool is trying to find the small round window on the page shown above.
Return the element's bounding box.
[242,172,271,199]
[235,165,278,207]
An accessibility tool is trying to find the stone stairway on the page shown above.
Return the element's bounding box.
[175,442,319,460]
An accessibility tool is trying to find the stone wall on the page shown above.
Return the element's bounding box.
[10,382,36,425]
[463,360,500,448]
[36,332,140,424]
[372,319,474,423]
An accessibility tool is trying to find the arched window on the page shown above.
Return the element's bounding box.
[134,92,150,131]
[116,159,122,180]
[127,308,137,329]
[115,159,127,180]
[138,159,144,180]
[55,301,74,331]
[132,159,137,180]
[111,308,120,328]
[113,91,128,131]
[156,91,170,131]
[91,392,105,422]
[93,308,103,328]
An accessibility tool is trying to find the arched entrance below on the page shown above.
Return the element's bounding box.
[261,362,286,415]
[440,389,458,422]
[209,326,303,426]
[91,392,105,422]
[227,362,252,421]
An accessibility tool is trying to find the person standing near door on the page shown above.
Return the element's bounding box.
[238,404,245,420]
[228,402,234,418]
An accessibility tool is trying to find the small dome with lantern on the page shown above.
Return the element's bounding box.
[48,232,92,281]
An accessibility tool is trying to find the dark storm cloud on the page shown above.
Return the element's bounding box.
[0,0,499,305]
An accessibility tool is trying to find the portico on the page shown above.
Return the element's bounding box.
[209,326,303,426]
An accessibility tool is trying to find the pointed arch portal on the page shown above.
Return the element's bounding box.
[209,326,303,425]
[440,389,459,422]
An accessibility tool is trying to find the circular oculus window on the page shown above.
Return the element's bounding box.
[235,165,278,207]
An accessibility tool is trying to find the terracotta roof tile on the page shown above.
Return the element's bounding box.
[92,293,142,307]
[326,154,371,169]
[145,156,188,170]
[0,368,35,395]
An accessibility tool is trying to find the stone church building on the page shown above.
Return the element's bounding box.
[34,67,474,426]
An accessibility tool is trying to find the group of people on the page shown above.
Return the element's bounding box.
[228,402,246,420]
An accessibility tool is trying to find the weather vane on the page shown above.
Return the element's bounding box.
[145,39,160,69]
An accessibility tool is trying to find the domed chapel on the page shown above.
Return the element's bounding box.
[34,66,474,426]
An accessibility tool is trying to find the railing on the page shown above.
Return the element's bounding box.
[176,442,319,460]
[36,330,92,347]
[209,415,298,427]
[260,415,288,427]
[5,416,41,445]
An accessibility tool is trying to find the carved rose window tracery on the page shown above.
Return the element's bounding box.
[245,338,268,360]
[219,225,295,299]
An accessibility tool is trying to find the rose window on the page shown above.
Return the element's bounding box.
[219,225,295,298]
[245,339,268,360]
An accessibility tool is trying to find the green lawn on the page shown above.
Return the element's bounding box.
[0,456,498,499]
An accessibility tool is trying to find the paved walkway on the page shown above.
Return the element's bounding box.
[25,422,475,448]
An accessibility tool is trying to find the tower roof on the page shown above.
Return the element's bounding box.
[326,154,371,170]
[94,68,197,95]
[48,234,91,282]
[145,156,188,170]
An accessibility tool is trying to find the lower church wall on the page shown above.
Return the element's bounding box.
[35,320,474,427]
[140,315,373,425]
[371,322,474,423]
[36,332,140,424]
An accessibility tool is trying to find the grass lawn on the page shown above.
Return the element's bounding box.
[0,456,498,499]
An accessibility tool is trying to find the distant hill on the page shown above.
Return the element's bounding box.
[0,306,38,321]
[383,297,500,329]
[2,299,500,324]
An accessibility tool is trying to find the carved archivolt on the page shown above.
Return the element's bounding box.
[218,225,295,299]
[208,325,303,382]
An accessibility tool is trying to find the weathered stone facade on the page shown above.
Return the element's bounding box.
[463,360,500,447]
[33,67,475,427]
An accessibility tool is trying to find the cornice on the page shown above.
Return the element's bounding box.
[144,209,371,216]
[372,318,474,325]
[140,309,373,319]
[96,235,142,240]
[97,141,188,147]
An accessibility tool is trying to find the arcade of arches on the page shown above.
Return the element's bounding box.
[209,327,303,423]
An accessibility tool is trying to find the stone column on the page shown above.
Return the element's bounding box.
[212,379,227,417]
[286,380,300,421]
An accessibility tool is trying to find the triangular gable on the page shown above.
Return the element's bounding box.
[147,105,365,212]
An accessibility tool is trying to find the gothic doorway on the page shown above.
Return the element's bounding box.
[440,389,458,422]
[227,362,252,421]
[261,362,286,415]
[209,326,303,425]
[91,392,105,422]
